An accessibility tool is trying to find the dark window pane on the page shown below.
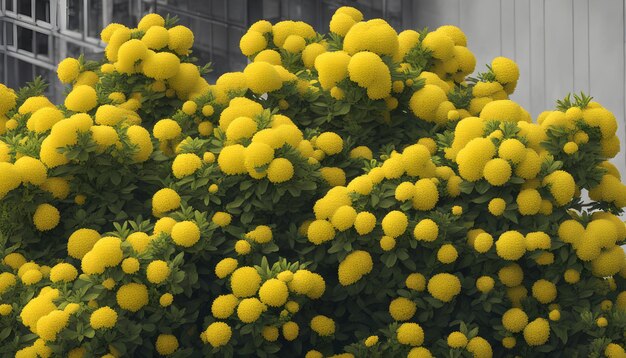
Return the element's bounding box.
[211,0,225,19]
[88,0,103,38]
[6,23,14,47]
[190,0,210,15]
[112,0,133,27]
[6,0,14,12]
[17,26,33,52]
[36,0,50,22]
[17,0,31,17]
[67,0,84,32]
[227,0,246,25]
[35,32,49,57]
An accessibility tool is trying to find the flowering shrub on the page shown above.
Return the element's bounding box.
[0,8,625,358]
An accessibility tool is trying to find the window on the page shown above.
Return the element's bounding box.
[17,0,32,17]
[35,0,51,22]
[35,32,49,58]
[17,25,33,52]
[66,0,84,33]
[6,0,14,12]
[88,0,103,38]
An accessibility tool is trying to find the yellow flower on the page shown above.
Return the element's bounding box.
[413,219,438,242]
[204,322,232,347]
[262,326,279,342]
[243,62,282,94]
[347,51,391,99]
[301,43,326,68]
[64,85,97,112]
[171,221,201,247]
[155,334,178,355]
[389,297,416,321]
[212,294,238,319]
[57,58,81,84]
[152,188,181,214]
[502,308,528,333]
[153,119,182,141]
[409,85,448,122]
[310,315,335,336]
[142,51,181,80]
[320,167,346,187]
[491,56,520,84]
[90,306,117,329]
[141,26,169,49]
[549,309,561,321]
[172,153,202,179]
[121,257,140,274]
[338,250,373,286]
[542,170,575,206]
[307,219,335,245]
[427,273,461,302]
[488,198,506,216]
[437,244,458,263]
[343,19,399,56]
[413,179,439,210]
[13,156,47,185]
[230,266,261,298]
[396,323,424,346]
[0,304,12,316]
[126,125,154,163]
[447,331,468,348]
[146,260,170,284]
[259,279,289,307]
[381,211,408,238]
[476,276,495,293]
[330,12,357,36]
[495,231,526,260]
[563,141,578,154]
[283,35,306,53]
[405,273,426,291]
[523,318,550,346]
[314,51,351,90]
[67,228,100,259]
[330,205,357,232]
[167,25,194,55]
[316,132,343,155]
[116,283,149,312]
[0,162,21,199]
[240,31,267,56]
[525,232,551,251]
[516,188,542,215]
[483,158,512,186]
[245,225,273,244]
[364,335,379,347]
[3,252,26,270]
[282,321,299,341]
[21,269,43,285]
[237,297,265,323]
[354,212,376,235]
[422,30,455,60]
[36,309,69,341]
[212,212,232,227]
[605,343,626,358]
[33,203,60,231]
[218,144,246,175]
[254,49,282,65]
[267,158,294,183]
[49,263,78,283]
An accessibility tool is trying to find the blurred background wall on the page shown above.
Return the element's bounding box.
[1,0,624,176]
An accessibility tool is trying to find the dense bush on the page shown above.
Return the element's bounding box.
[0,7,625,357]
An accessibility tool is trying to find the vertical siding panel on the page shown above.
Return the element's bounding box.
[459,0,501,76]
[512,0,531,111]
[572,0,590,94]
[412,0,461,29]
[589,0,626,177]
[500,0,516,59]
[529,0,546,112]
[544,0,574,108]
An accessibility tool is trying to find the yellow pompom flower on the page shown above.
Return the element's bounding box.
[301,43,326,68]
[330,12,358,36]
[483,158,512,186]
[412,179,439,210]
[354,212,376,235]
[141,26,169,49]
[3,252,26,270]
[314,51,351,90]
[409,84,448,122]
[413,219,439,242]
[33,203,60,231]
[496,231,526,260]
[36,309,69,341]
[543,170,575,206]
[502,308,528,333]
[282,321,299,341]
[563,141,578,154]
[316,132,343,155]
[338,250,373,286]
[267,158,294,183]
[347,51,392,99]
[172,153,202,179]
[381,211,408,238]
[49,263,78,283]
[215,258,238,279]
[389,297,417,321]
[245,225,273,244]
[259,279,289,307]
[68,228,100,259]
[64,85,97,112]
[0,162,22,199]
[152,188,181,214]
[437,244,458,263]
[211,294,238,319]
[218,144,246,175]
[476,276,495,293]
[121,257,140,274]
[380,236,396,251]
[57,58,81,84]
[126,125,154,162]
[447,331,468,348]
[330,205,357,232]
[146,260,170,284]
[240,31,267,56]
[0,304,12,316]
[254,49,282,65]
[13,156,47,185]
[237,297,265,323]
[167,25,194,54]
[90,306,117,329]
[212,212,232,227]
[230,266,261,298]
[310,315,335,336]
[523,318,550,346]
[427,273,461,302]
[204,322,232,347]
[488,198,506,216]
[143,52,181,80]
[21,269,43,285]
[170,221,200,247]
[116,283,149,312]
[517,188,542,215]
[243,61,282,94]
[491,56,520,84]
[283,35,306,53]
[396,323,424,346]
[307,219,335,245]
[365,335,379,347]
[155,334,178,356]
[343,20,399,56]
[153,119,182,141]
